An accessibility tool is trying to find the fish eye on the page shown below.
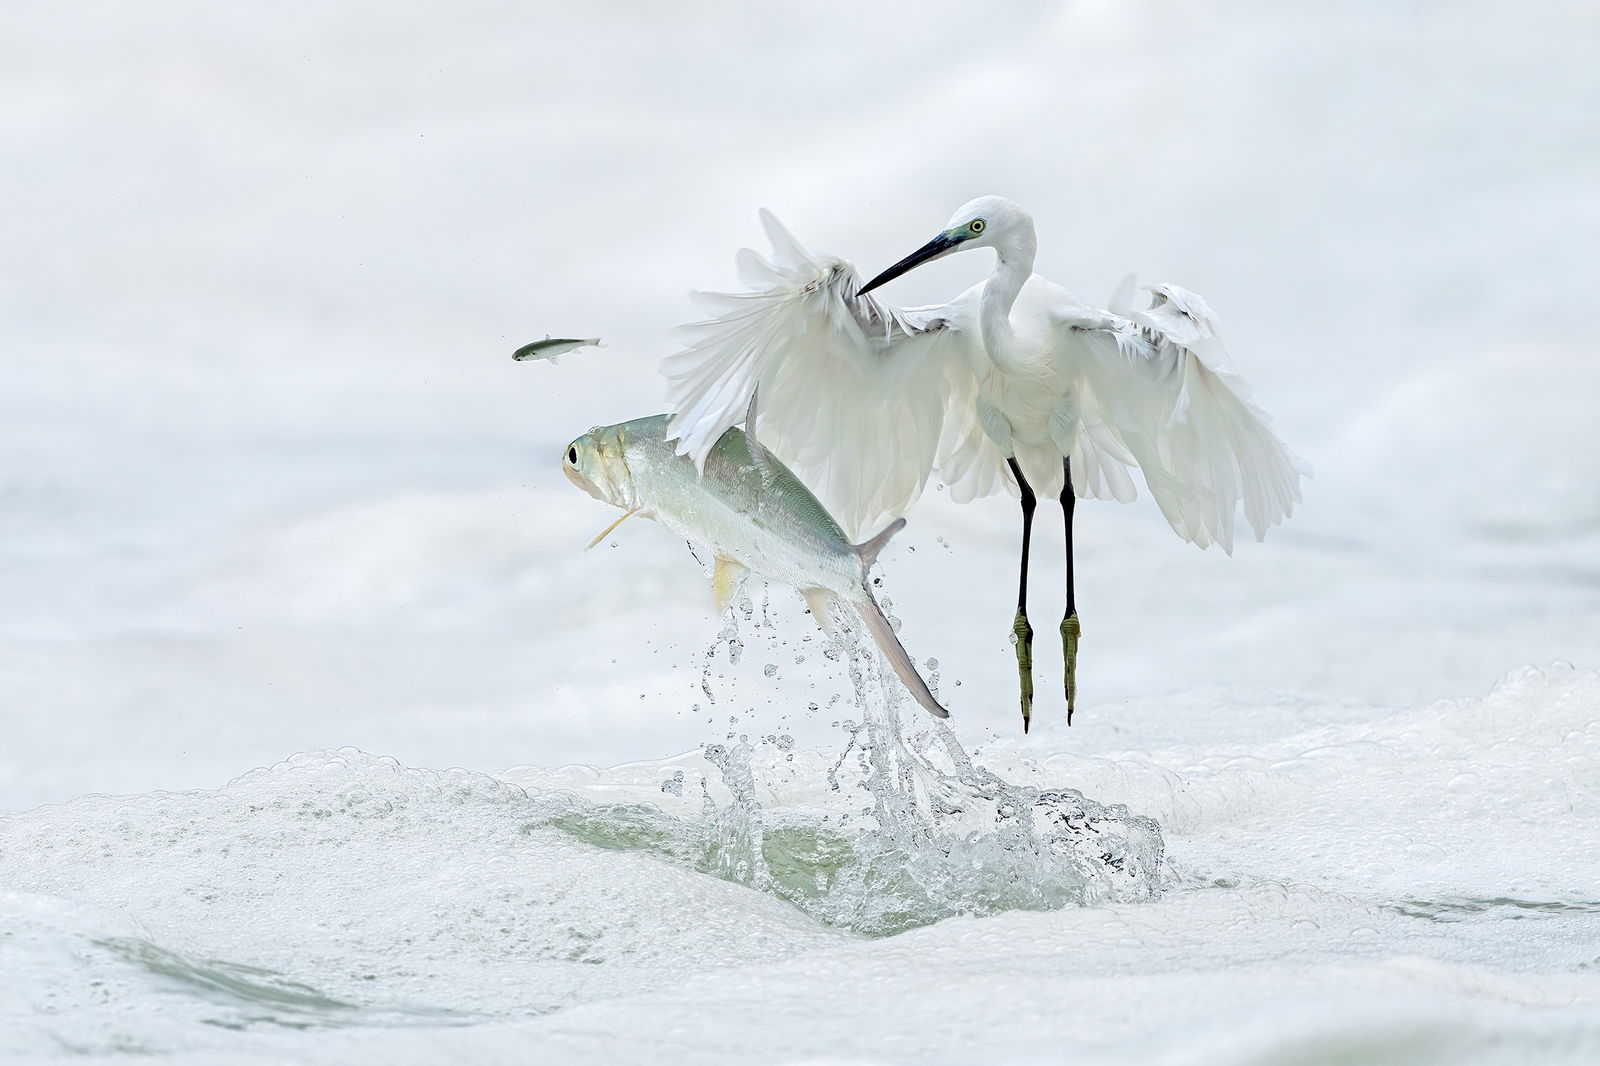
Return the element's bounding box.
[969,218,986,234]
[566,445,579,464]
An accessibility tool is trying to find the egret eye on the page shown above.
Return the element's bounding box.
[566,446,579,464]
[969,218,986,234]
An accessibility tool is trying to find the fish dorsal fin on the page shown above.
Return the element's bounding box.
[743,386,779,486]
[850,516,906,569]
[712,554,749,615]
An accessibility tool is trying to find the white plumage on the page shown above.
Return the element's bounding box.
[662,196,1308,552]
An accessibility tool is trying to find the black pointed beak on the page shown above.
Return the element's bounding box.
[856,232,963,297]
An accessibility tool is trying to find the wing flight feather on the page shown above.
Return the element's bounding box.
[1063,284,1309,553]
[663,211,977,539]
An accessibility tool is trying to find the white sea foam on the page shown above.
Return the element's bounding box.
[3,667,1598,1062]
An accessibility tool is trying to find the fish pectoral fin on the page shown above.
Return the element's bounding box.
[585,508,639,551]
[801,588,840,637]
[712,554,750,615]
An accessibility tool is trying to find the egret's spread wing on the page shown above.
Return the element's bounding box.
[1062,284,1308,553]
[663,210,972,539]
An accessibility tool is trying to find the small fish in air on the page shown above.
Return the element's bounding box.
[561,401,948,718]
[512,336,604,363]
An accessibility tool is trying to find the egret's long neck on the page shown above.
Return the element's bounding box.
[979,222,1037,359]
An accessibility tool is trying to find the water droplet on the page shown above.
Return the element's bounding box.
[763,664,778,678]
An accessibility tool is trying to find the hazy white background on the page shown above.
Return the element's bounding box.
[2,0,1596,807]
[5,4,1600,1063]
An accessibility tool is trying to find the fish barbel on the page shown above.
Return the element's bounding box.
[562,413,949,718]
[512,336,603,363]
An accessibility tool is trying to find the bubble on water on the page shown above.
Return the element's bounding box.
[660,771,685,797]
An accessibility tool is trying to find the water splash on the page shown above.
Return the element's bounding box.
[537,597,1164,936]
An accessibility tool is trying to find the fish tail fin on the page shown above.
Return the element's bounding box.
[849,517,906,571]
[851,593,948,719]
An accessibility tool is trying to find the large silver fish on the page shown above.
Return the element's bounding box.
[562,412,949,718]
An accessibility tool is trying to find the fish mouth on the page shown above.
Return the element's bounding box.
[563,462,609,504]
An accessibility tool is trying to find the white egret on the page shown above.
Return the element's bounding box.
[663,196,1307,730]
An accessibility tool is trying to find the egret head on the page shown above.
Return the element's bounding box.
[857,195,1033,296]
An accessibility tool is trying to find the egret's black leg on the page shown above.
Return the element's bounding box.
[1007,458,1037,733]
[1060,458,1080,725]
